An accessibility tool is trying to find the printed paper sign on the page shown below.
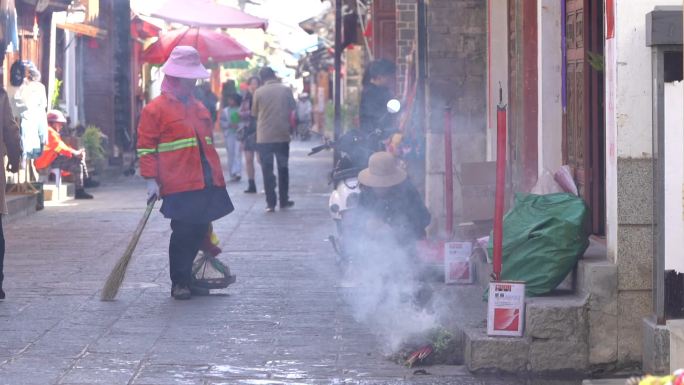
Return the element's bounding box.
[444,242,473,284]
[487,281,526,337]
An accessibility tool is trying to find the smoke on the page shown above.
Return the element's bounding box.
[339,209,438,354]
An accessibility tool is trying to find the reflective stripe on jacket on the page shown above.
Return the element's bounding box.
[34,127,74,170]
[136,93,225,197]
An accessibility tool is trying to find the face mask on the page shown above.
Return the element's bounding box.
[161,76,197,100]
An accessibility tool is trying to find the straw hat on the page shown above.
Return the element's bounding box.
[161,46,210,79]
[358,151,407,188]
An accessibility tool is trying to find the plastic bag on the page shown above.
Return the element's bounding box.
[554,165,578,196]
[531,170,564,195]
[192,251,236,289]
[488,193,589,296]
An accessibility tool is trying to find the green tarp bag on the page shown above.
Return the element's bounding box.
[488,193,590,296]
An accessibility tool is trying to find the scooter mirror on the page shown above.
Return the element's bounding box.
[386,99,401,114]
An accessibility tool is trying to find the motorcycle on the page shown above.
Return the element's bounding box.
[309,99,402,271]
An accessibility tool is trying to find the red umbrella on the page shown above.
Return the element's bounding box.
[142,28,252,64]
[146,0,268,30]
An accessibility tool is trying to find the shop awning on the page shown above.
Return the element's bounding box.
[131,14,163,40]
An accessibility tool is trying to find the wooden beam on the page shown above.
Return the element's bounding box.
[56,23,107,39]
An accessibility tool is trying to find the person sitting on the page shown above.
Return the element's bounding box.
[357,151,431,248]
[359,59,397,139]
[34,110,97,199]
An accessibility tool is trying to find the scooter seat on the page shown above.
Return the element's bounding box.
[331,167,363,183]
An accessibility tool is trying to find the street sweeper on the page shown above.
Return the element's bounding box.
[136,46,234,300]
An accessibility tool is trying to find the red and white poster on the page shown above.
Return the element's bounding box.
[444,242,473,284]
[487,281,525,337]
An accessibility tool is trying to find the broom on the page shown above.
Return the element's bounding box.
[101,196,157,301]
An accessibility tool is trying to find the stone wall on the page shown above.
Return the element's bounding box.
[395,0,416,95]
[617,158,655,364]
[603,0,682,366]
[423,0,487,235]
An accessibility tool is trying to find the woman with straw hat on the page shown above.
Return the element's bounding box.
[137,46,234,300]
[358,151,431,247]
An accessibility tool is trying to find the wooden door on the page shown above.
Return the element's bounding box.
[372,0,396,62]
[508,0,538,194]
[564,0,605,234]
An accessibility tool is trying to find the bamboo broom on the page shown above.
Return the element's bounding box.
[101,196,157,301]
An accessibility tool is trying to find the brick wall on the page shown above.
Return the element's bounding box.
[395,0,416,95]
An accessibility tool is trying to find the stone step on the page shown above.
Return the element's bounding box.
[582,379,628,385]
[4,193,38,224]
[574,242,618,369]
[436,238,616,373]
[43,183,75,202]
[669,319,684,373]
[463,292,590,374]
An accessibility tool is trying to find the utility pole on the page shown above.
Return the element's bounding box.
[333,0,343,161]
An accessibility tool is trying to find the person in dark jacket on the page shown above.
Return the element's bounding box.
[193,82,219,124]
[359,59,396,138]
[0,44,23,300]
[357,151,430,247]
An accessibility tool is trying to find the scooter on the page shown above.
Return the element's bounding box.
[309,99,402,270]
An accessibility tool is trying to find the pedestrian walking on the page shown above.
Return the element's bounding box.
[0,51,24,300]
[14,62,48,180]
[220,93,242,181]
[239,76,260,193]
[295,93,313,141]
[137,46,234,300]
[251,67,296,212]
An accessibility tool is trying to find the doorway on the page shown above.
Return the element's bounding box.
[564,0,606,235]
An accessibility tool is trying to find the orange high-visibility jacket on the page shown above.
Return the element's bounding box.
[34,127,75,170]
[137,93,225,197]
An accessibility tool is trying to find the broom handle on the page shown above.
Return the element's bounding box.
[122,196,157,259]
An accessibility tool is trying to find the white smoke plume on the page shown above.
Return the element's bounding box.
[339,210,438,354]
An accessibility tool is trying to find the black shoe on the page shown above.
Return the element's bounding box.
[265,206,275,213]
[75,189,94,199]
[244,179,257,194]
[171,284,191,300]
[189,285,210,296]
[0,287,5,300]
[280,201,295,209]
[84,178,100,188]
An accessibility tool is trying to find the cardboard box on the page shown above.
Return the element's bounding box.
[460,162,496,222]
[444,241,473,284]
[487,281,526,337]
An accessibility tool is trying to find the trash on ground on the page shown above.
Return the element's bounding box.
[487,192,589,296]
[391,327,458,367]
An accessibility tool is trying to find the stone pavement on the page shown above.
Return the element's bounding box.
[0,141,578,385]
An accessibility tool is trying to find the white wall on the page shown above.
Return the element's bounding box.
[487,0,508,161]
[605,34,618,260]
[614,0,681,158]
[664,81,684,272]
[604,0,682,260]
[537,0,563,175]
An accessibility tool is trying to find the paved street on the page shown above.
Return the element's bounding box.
[0,142,576,385]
